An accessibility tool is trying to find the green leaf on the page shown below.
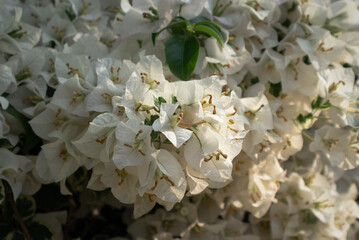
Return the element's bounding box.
[342,62,351,68]
[194,24,223,47]
[304,210,318,225]
[302,55,311,65]
[281,18,291,28]
[296,113,313,123]
[152,17,189,47]
[165,34,200,80]
[171,96,178,104]
[268,82,282,98]
[323,23,344,36]
[152,32,158,46]
[0,181,5,205]
[296,114,306,123]
[152,21,188,47]
[250,77,259,85]
[6,104,41,154]
[320,101,331,109]
[154,96,167,110]
[196,21,222,33]
[145,115,160,126]
[150,130,160,140]
[16,195,36,221]
[65,6,76,21]
[28,222,53,240]
[168,21,188,34]
[311,96,331,109]
[311,96,323,109]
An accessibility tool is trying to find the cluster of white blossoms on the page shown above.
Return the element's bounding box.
[0,0,359,239]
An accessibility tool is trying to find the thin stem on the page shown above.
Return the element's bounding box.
[312,116,330,120]
[3,180,31,240]
[302,130,314,142]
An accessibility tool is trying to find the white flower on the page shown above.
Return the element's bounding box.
[6,48,45,83]
[309,125,359,170]
[317,63,354,109]
[112,0,173,39]
[84,78,123,113]
[54,53,96,85]
[296,26,344,70]
[113,118,156,169]
[116,73,155,120]
[51,75,93,117]
[153,102,193,148]
[37,121,85,182]
[238,153,285,218]
[0,148,33,200]
[72,113,120,163]
[0,64,16,95]
[99,163,138,204]
[145,149,187,203]
[240,94,273,130]
[63,33,108,59]
[7,78,47,117]
[42,14,77,45]
[96,57,137,86]
[29,104,73,141]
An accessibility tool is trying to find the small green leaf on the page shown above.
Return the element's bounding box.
[150,130,160,140]
[304,210,318,225]
[154,96,167,110]
[165,34,200,80]
[281,18,291,28]
[342,62,351,68]
[194,24,223,47]
[152,32,158,46]
[323,23,344,36]
[320,101,331,109]
[302,55,311,65]
[311,96,331,109]
[269,82,282,98]
[28,222,53,240]
[16,195,36,221]
[0,181,5,205]
[250,77,259,85]
[171,96,178,104]
[144,115,160,126]
[311,96,323,109]
[65,6,76,21]
[296,114,306,123]
[6,104,41,154]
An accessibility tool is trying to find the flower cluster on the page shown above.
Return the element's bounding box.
[0,0,359,239]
